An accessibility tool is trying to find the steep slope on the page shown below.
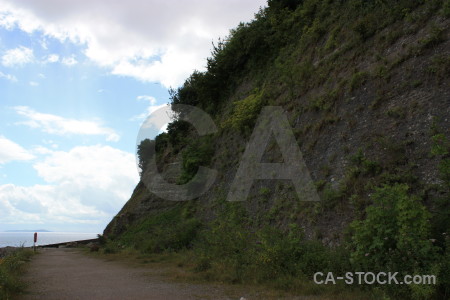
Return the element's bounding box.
[106,0,449,240]
[104,0,449,298]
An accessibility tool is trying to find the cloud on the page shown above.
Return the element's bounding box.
[29,80,39,86]
[61,55,77,66]
[1,46,34,67]
[137,95,156,105]
[0,0,266,87]
[0,145,139,229]
[44,53,59,63]
[14,106,120,142]
[0,70,17,81]
[131,95,168,122]
[109,48,204,88]
[0,135,35,164]
[33,145,138,191]
[32,145,54,155]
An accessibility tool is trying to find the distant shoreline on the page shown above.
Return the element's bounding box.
[0,237,98,250]
[4,230,52,233]
[0,232,99,248]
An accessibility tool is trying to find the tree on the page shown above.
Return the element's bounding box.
[137,139,155,175]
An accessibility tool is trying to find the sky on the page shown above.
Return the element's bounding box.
[0,0,266,233]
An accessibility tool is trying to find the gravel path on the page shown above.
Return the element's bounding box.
[17,248,243,300]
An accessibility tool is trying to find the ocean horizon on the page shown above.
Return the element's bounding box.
[0,232,99,247]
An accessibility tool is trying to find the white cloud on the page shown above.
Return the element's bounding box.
[34,145,137,190]
[39,37,48,49]
[0,70,17,81]
[14,106,120,142]
[131,95,167,122]
[61,55,77,66]
[0,145,139,229]
[29,80,38,86]
[0,135,34,164]
[0,0,266,87]
[44,53,59,63]
[137,95,156,105]
[110,47,204,87]
[1,45,34,67]
[32,145,53,155]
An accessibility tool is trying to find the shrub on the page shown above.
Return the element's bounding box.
[350,184,437,270]
[178,137,215,184]
[117,205,202,254]
[166,120,192,151]
[194,201,349,285]
[103,245,118,254]
[349,71,369,91]
[431,133,450,187]
[97,234,107,245]
[419,25,445,50]
[222,89,265,133]
[431,133,450,156]
[436,237,450,298]
[353,18,376,41]
[443,0,450,17]
[254,225,305,279]
[350,149,382,176]
[194,203,253,282]
[137,138,156,175]
[428,54,450,84]
[0,248,33,299]
[254,224,348,281]
[350,183,440,298]
[439,158,450,187]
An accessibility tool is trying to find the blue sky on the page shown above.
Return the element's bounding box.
[0,0,265,233]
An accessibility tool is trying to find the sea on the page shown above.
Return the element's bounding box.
[0,232,99,248]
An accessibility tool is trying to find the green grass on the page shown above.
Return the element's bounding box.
[107,204,201,254]
[90,243,376,300]
[0,248,34,299]
[100,200,379,299]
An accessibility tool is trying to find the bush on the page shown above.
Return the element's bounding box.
[0,248,33,299]
[166,120,192,152]
[178,137,214,184]
[194,202,348,285]
[431,133,450,187]
[353,17,377,41]
[431,133,449,155]
[222,89,265,133]
[439,158,450,187]
[428,54,450,82]
[349,71,369,91]
[254,225,304,280]
[419,25,445,50]
[194,202,253,283]
[350,183,440,298]
[443,0,450,17]
[97,234,107,246]
[137,139,155,175]
[117,205,202,254]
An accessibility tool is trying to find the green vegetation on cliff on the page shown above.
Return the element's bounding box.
[105,0,449,299]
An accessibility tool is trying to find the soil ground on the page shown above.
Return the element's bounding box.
[17,248,315,300]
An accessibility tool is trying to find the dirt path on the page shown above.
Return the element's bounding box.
[17,248,247,300]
